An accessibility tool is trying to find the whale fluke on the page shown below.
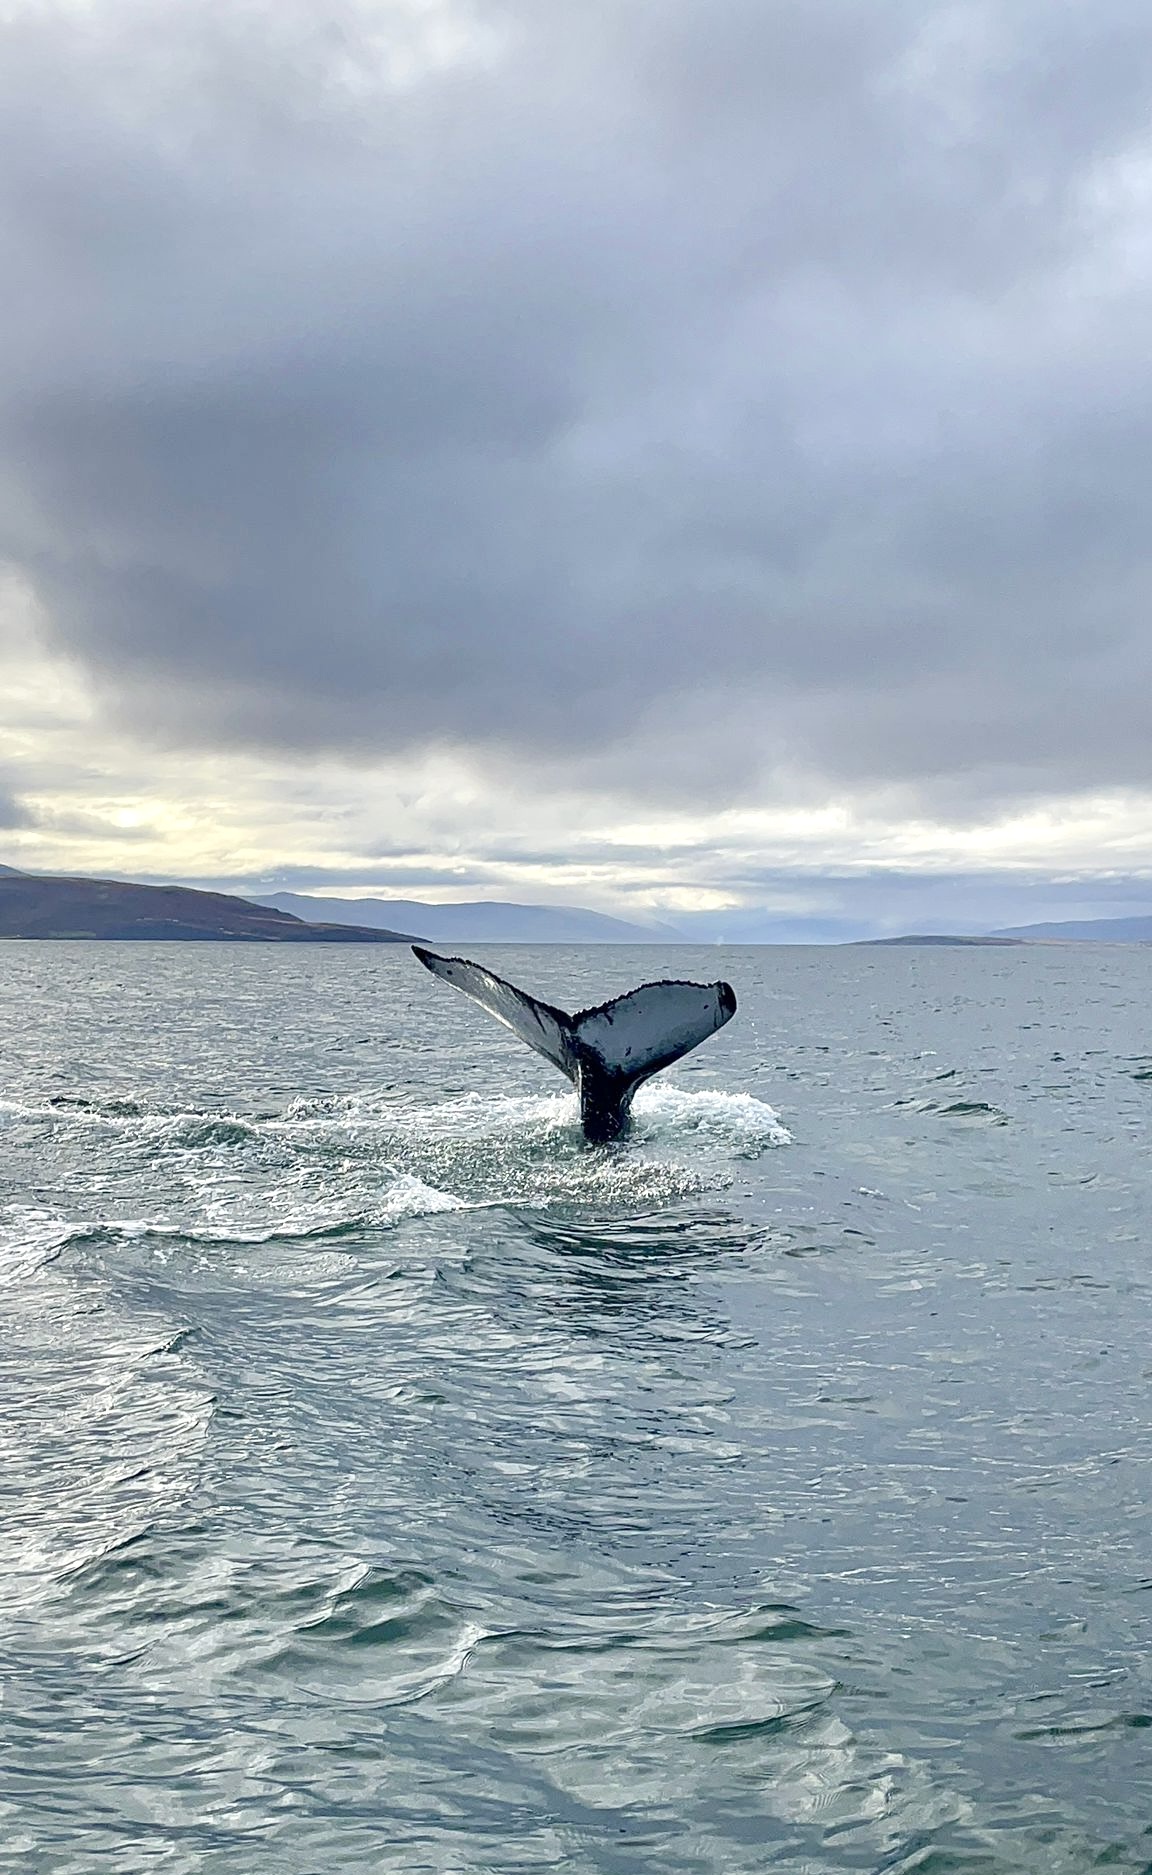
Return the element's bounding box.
[412,946,736,1142]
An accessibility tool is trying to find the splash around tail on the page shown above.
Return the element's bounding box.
[412,946,737,1143]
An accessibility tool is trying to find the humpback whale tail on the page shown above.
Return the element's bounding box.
[412,946,737,1142]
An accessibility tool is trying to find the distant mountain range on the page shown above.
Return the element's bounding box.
[254,892,680,944]
[0,871,411,941]
[865,920,1152,943]
[992,915,1152,941]
[5,861,1152,944]
[257,894,1152,944]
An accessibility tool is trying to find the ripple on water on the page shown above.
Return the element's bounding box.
[0,1261,214,1605]
[894,1094,1010,1125]
[38,1527,958,1871]
[0,1205,78,1281]
[55,1534,487,1706]
[426,1600,955,1848]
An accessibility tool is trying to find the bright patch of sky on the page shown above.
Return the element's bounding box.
[5,593,1152,935]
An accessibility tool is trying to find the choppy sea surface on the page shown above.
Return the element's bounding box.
[1,940,1150,1874]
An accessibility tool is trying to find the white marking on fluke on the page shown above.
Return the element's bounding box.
[412,946,737,1143]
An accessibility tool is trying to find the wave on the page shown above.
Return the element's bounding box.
[0,1206,80,1281]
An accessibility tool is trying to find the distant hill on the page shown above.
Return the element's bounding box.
[860,933,1023,947]
[0,873,412,941]
[993,915,1152,941]
[255,892,682,944]
[0,862,23,875]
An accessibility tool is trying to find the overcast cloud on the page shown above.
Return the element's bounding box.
[3,0,1152,816]
[0,785,30,829]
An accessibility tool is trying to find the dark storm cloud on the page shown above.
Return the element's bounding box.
[4,0,1152,805]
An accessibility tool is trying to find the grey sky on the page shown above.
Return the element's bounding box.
[0,785,30,829]
[2,0,1152,917]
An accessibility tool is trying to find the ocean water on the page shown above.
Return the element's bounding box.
[1,940,1150,1874]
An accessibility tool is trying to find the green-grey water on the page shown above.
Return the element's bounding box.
[1,941,1150,1873]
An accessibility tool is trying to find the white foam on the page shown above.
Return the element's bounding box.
[377,1173,470,1220]
[355,1088,578,1143]
[3,1080,789,1244]
[9,1080,788,1152]
[0,1171,473,1264]
[630,1084,792,1151]
[314,1083,791,1152]
[97,1171,468,1246]
[347,1083,791,1211]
